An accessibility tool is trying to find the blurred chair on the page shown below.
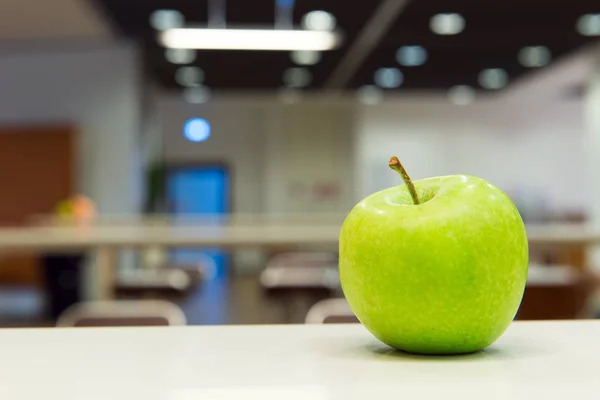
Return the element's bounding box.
[116,268,192,297]
[165,252,218,285]
[260,252,339,290]
[116,248,213,297]
[141,246,207,282]
[305,298,358,324]
[56,300,186,327]
[267,252,338,267]
[260,252,340,323]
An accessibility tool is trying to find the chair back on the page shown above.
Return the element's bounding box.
[56,300,187,327]
[305,298,358,324]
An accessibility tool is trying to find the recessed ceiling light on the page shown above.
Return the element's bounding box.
[374,68,403,89]
[478,68,508,90]
[576,14,600,36]
[448,85,476,105]
[283,68,312,88]
[290,50,322,65]
[160,29,340,51]
[302,10,337,31]
[518,46,551,68]
[175,66,204,87]
[165,48,196,64]
[184,118,211,142]
[183,86,211,104]
[396,46,427,67]
[430,13,465,35]
[357,85,383,105]
[150,10,184,31]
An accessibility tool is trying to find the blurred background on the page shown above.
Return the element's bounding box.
[0,0,599,328]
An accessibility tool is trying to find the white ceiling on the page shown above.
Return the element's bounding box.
[0,0,112,41]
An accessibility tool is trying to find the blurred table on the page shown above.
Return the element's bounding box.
[0,224,342,301]
[0,222,596,301]
[0,225,343,251]
[0,321,598,399]
[0,222,596,250]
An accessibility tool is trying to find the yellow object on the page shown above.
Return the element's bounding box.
[55,200,73,216]
[54,195,97,223]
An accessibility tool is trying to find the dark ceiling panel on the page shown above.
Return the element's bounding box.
[93,0,600,91]
[350,0,600,90]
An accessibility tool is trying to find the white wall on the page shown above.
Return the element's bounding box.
[357,96,586,215]
[159,97,268,213]
[0,42,142,214]
[159,90,587,217]
[262,104,357,214]
[159,95,358,215]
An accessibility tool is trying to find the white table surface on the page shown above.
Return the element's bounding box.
[0,321,598,399]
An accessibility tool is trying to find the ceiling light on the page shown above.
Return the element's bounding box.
[184,118,211,142]
[302,11,337,31]
[374,68,403,89]
[283,68,312,88]
[290,50,321,65]
[576,14,600,36]
[478,68,508,90]
[150,10,184,31]
[448,85,475,105]
[183,86,211,104]
[357,85,383,105]
[175,66,204,87]
[518,46,551,68]
[396,46,427,67]
[430,13,465,35]
[165,48,196,64]
[160,28,340,51]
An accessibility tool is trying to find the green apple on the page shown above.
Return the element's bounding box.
[339,156,528,354]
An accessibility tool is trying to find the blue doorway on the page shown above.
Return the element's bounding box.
[166,165,230,278]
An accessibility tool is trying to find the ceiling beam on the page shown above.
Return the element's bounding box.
[324,0,410,90]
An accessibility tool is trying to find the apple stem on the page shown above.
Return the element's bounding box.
[389,156,420,205]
